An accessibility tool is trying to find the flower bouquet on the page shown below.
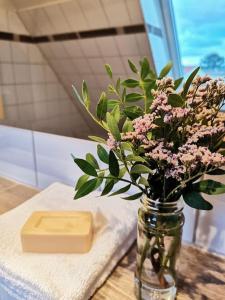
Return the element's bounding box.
[72,58,225,300]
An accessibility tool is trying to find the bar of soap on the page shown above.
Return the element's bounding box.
[21,211,93,253]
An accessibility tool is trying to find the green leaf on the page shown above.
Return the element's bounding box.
[82,80,90,109]
[74,178,98,199]
[120,142,133,152]
[108,84,115,94]
[88,136,106,144]
[131,164,152,174]
[168,93,184,107]
[97,144,109,164]
[105,64,113,78]
[219,150,225,156]
[141,57,150,79]
[128,59,138,73]
[101,179,115,196]
[122,118,133,133]
[125,93,144,102]
[122,79,139,88]
[182,67,200,97]
[107,99,120,110]
[86,153,99,169]
[109,184,131,196]
[72,85,84,106]
[120,89,126,104]
[126,155,146,163]
[119,167,127,178]
[96,92,107,120]
[207,169,225,175]
[183,191,213,210]
[116,78,121,93]
[174,77,183,89]
[193,179,225,195]
[102,120,109,131]
[138,176,149,186]
[106,112,121,141]
[74,158,97,177]
[111,104,120,123]
[109,150,119,177]
[159,61,173,78]
[123,192,143,200]
[95,172,104,189]
[123,106,143,120]
[75,174,89,191]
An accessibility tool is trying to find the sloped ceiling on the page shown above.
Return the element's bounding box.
[15,0,154,138]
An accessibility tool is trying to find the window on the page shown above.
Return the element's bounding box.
[172,0,225,78]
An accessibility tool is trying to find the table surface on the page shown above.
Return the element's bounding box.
[0,177,225,300]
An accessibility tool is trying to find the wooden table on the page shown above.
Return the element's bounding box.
[0,177,225,300]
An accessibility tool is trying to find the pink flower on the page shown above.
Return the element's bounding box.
[107,133,118,150]
[164,108,190,123]
[133,114,155,134]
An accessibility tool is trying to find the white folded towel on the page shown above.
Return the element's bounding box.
[0,183,138,300]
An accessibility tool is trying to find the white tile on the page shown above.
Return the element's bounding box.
[195,174,225,254]
[126,0,144,24]
[33,131,98,188]
[14,64,30,84]
[16,85,33,104]
[46,100,60,117]
[49,42,69,59]
[44,65,58,83]
[28,44,44,63]
[32,84,47,102]
[18,10,37,36]
[115,34,140,56]
[44,4,70,34]
[72,58,92,74]
[103,56,126,74]
[63,40,84,58]
[34,101,48,120]
[79,39,101,57]
[0,125,36,186]
[5,105,19,122]
[8,11,28,35]
[0,41,11,62]
[79,0,109,29]
[96,36,119,57]
[1,64,14,84]
[57,59,76,74]
[136,33,151,57]
[11,42,29,63]
[2,85,17,105]
[102,0,131,26]
[88,57,105,74]
[29,8,55,35]
[39,43,54,58]
[18,103,35,121]
[58,86,68,98]
[96,74,111,88]
[0,8,8,32]
[46,83,59,100]
[30,64,45,83]
[60,0,89,31]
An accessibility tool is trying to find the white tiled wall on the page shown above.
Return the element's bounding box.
[195,173,225,254]
[0,125,36,186]
[18,0,152,125]
[0,5,90,138]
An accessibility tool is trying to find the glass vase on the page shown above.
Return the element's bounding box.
[135,196,184,300]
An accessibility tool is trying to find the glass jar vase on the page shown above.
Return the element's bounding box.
[135,196,184,300]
